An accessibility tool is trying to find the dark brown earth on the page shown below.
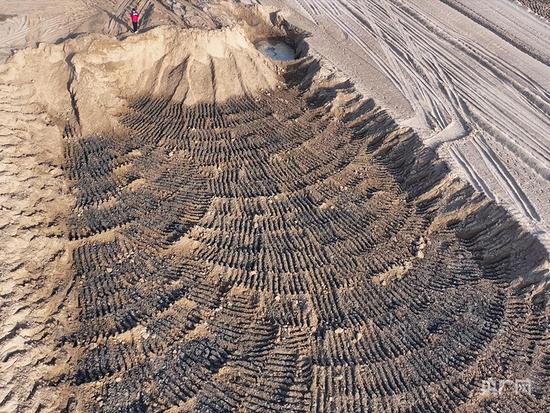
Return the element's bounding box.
[519,0,550,19]
[61,65,549,412]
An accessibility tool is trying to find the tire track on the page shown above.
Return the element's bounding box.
[439,0,550,65]
[0,9,92,48]
[448,144,495,199]
[472,134,540,221]
[63,85,549,411]
[292,0,549,225]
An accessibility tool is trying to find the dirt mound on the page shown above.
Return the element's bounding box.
[3,25,280,136]
[1,22,548,413]
[0,24,282,412]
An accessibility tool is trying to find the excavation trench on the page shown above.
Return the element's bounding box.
[0,22,548,413]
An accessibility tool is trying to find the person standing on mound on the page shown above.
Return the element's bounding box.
[130,8,140,33]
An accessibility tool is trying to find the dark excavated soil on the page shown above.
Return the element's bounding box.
[519,0,550,19]
[62,82,548,412]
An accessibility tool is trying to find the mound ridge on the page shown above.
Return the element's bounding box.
[71,26,283,136]
[0,24,548,412]
[2,25,281,137]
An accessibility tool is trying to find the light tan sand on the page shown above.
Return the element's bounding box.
[0,63,75,412]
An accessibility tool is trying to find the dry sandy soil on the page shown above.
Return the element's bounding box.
[0,1,548,413]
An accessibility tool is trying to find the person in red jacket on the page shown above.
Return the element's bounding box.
[130,8,140,33]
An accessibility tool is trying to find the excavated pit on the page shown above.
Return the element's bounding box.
[0,21,548,413]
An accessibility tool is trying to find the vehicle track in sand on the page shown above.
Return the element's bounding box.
[61,81,548,411]
[263,0,550,246]
[0,3,93,58]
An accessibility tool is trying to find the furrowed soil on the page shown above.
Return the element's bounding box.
[0,16,548,413]
[66,87,549,413]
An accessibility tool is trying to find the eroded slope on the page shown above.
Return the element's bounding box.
[0,22,548,413]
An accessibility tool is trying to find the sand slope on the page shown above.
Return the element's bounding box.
[262,0,550,249]
[0,49,75,412]
[0,23,282,411]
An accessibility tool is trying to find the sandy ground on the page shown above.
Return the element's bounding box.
[258,0,550,249]
[0,1,549,412]
[0,0,236,64]
[0,50,75,411]
[0,7,283,409]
